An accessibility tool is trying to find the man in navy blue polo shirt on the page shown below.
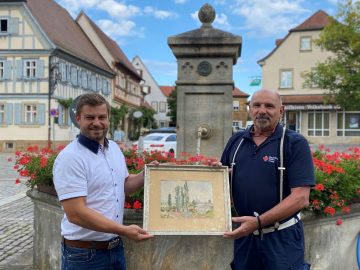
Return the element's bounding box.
[221,89,315,270]
[53,93,153,270]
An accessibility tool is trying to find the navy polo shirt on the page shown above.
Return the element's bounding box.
[221,124,315,218]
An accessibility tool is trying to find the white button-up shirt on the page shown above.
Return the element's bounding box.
[53,135,129,241]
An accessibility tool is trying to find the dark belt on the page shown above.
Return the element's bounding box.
[63,236,122,250]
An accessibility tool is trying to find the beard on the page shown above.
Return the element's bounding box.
[82,126,108,143]
[255,117,272,131]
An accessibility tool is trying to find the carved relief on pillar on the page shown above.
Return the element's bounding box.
[216,61,228,76]
[181,62,194,77]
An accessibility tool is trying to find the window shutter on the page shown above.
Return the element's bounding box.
[14,103,21,124]
[58,105,63,125]
[38,104,45,125]
[60,62,66,82]
[9,18,19,35]
[4,60,11,80]
[66,65,71,82]
[77,70,82,87]
[16,60,22,79]
[36,60,44,79]
[5,103,13,125]
[91,75,96,90]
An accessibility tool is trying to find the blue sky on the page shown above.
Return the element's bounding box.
[56,0,339,96]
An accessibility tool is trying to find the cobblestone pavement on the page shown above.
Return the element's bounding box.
[0,197,34,269]
[0,153,35,269]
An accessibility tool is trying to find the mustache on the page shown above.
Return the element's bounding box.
[256,116,270,120]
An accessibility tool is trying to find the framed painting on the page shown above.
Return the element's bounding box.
[143,164,232,235]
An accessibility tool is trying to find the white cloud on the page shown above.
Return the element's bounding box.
[191,11,230,29]
[214,13,230,27]
[144,6,179,19]
[97,0,140,18]
[97,19,142,38]
[56,0,99,16]
[230,0,310,37]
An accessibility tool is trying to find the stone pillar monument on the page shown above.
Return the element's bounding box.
[168,3,242,158]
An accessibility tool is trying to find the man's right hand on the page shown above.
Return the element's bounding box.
[123,224,154,241]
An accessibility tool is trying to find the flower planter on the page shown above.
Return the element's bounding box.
[36,184,57,196]
[27,189,360,270]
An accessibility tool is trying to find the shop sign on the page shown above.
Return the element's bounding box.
[284,104,341,110]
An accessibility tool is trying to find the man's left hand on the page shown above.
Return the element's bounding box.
[223,216,258,239]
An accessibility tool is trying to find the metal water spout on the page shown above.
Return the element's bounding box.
[196,125,211,156]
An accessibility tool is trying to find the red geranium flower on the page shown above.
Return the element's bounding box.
[133,200,142,209]
[314,184,325,191]
[336,218,343,226]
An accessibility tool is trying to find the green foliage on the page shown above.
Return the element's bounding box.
[13,145,65,188]
[110,105,128,137]
[309,146,360,216]
[304,0,360,110]
[57,98,73,108]
[131,106,157,139]
[166,87,177,126]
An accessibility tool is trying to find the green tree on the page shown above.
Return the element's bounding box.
[166,87,177,127]
[110,105,128,137]
[304,0,360,110]
[131,106,157,139]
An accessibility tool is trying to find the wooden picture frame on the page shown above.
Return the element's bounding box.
[143,164,232,235]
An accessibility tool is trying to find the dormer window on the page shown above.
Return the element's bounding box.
[300,36,312,51]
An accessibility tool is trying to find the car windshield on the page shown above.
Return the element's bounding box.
[143,135,164,141]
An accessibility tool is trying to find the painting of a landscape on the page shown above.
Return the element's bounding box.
[160,180,214,218]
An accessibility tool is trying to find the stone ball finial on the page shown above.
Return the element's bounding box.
[198,3,216,27]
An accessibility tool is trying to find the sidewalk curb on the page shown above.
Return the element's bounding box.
[0,192,27,207]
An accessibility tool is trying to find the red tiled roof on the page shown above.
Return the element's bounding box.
[78,12,141,81]
[160,86,175,97]
[26,0,112,74]
[290,10,330,32]
[275,39,284,47]
[280,94,335,104]
[233,87,249,98]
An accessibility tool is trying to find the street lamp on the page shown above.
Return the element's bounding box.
[48,57,61,148]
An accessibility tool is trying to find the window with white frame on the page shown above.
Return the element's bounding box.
[24,60,36,78]
[337,111,360,136]
[233,100,240,111]
[24,104,37,124]
[159,101,167,113]
[0,104,4,124]
[151,101,158,112]
[280,70,293,89]
[0,62,3,79]
[0,19,8,34]
[300,36,312,51]
[308,111,329,136]
[119,75,126,89]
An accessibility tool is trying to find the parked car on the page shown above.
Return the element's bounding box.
[148,127,177,134]
[133,133,177,156]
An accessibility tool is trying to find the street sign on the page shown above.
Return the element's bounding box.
[50,108,58,117]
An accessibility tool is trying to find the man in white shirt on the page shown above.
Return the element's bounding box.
[53,93,153,270]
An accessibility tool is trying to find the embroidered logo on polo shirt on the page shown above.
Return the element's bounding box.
[262,155,278,163]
